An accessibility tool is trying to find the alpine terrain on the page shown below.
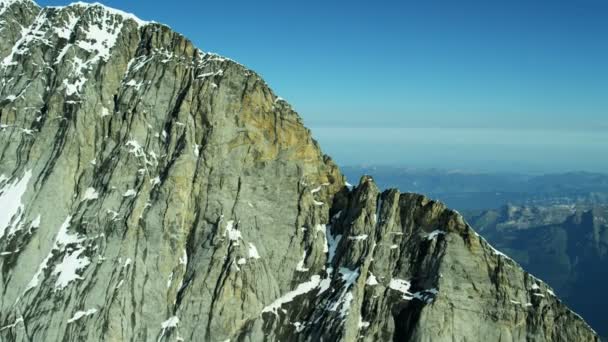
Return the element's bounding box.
[467,204,608,339]
[0,0,600,341]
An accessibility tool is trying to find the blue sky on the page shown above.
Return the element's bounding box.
[37,0,608,172]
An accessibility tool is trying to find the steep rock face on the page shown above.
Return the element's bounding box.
[468,205,608,338]
[0,1,599,341]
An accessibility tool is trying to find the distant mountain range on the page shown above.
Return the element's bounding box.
[465,205,608,338]
[343,166,608,211]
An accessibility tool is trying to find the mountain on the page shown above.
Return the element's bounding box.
[342,166,608,211]
[0,1,599,341]
[467,205,608,339]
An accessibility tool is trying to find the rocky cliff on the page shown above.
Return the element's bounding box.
[0,1,599,341]
[468,204,608,338]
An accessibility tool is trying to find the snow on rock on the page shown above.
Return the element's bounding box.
[262,275,322,316]
[63,76,86,96]
[0,170,32,239]
[224,220,241,244]
[474,230,515,262]
[389,278,414,300]
[81,187,99,201]
[30,215,41,230]
[125,139,146,158]
[54,216,83,246]
[327,227,342,262]
[166,272,173,288]
[54,12,78,40]
[358,316,371,329]
[348,234,368,241]
[0,0,22,16]
[123,189,137,197]
[52,244,90,290]
[26,216,91,291]
[248,243,260,259]
[295,251,309,272]
[179,249,188,266]
[0,316,24,332]
[329,267,360,317]
[150,176,162,186]
[1,11,50,68]
[26,253,52,291]
[339,292,354,317]
[412,288,439,304]
[69,2,149,26]
[124,79,144,90]
[159,315,180,340]
[160,316,179,329]
[366,272,379,286]
[425,230,445,241]
[67,308,97,324]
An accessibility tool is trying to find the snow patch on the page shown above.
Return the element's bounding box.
[25,216,91,291]
[389,278,413,300]
[82,187,99,201]
[67,308,97,323]
[224,220,241,244]
[30,215,41,230]
[425,230,445,241]
[179,249,188,266]
[123,189,137,197]
[358,316,370,329]
[0,170,32,239]
[295,251,309,272]
[150,176,161,186]
[312,199,324,206]
[328,267,360,317]
[348,234,368,241]
[52,245,90,290]
[262,275,321,315]
[248,243,260,259]
[159,315,180,340]
[366,272,379,286]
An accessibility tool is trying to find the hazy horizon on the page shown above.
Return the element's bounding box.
[312,126,608,174]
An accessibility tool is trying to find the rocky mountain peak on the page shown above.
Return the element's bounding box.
[0,1,600,341]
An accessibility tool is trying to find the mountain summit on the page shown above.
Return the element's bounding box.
[0,1,599,341]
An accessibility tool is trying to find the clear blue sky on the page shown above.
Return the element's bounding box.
[36,0,608,172]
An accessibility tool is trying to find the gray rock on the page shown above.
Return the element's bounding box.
[0,1,599,341]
